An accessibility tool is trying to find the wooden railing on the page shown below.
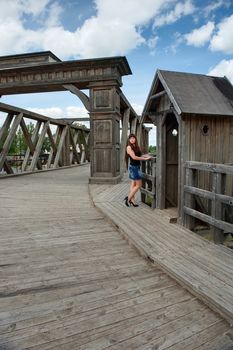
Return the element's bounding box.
[0,102,90,175]
[183,161,233,243]
[141,156,156,208]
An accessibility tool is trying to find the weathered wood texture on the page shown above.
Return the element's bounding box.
[141,156,156,208]
[183,161,233,243]
[142,70,233,230]
[90,176,233,327]
[0,166,232,349]
[89,86,121,183]
[0,102,90,175]
[0,55,131,94]
[182,116,233,202]
[0,52,149,184]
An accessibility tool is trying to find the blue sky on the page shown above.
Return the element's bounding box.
[0,0,233,145]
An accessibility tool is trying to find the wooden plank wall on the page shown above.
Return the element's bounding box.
[183,115,233,201]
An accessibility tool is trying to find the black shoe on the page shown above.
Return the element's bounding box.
[123,196,130,207]
[129,200,139,207]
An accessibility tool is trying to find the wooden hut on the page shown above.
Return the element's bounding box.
[142,70,233,242]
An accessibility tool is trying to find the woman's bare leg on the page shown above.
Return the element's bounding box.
[128,179,142,202]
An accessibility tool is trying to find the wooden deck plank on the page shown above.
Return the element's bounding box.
[90,175,233,326]
[0,165,231,349]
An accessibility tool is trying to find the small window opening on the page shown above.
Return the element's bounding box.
[201,125,209,135]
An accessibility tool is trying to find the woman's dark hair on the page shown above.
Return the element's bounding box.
[125,133,141,165]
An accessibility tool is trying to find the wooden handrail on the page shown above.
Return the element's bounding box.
[141,156,156,208]
[183,161,233,243]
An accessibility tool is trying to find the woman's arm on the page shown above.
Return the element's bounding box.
[127,146,151,160]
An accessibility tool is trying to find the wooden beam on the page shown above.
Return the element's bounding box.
[0,56,131,95]
[22,121,41,171]
[120,108,130,173]
[69,129,81,164]
[63,84,90,112]
[149,90,166,100]
[47,126,61,168]
[47,125,58,153]
[183,206,233,234]
[185,161,233,175]
[130,117,137,134]
[183,168,196,229]
[0,113,23,170]
[59,118,90,123]
[20,118,42,171]
[29,121,49,171]
[53,125,68,168]
[184,185,233,206]
[80,130,89,162]
[0,113,14,143]
[211,173,224,243]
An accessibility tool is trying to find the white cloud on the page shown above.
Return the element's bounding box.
[153,0,195,27]
[44,2,63,27]
[208,59,233,84]
[0,0,185,59]
[147,36,159,55]
[210,15,233,54]
[66,106,89,118]
[184,21,215,47]
[28,106,90,127]
[131,103,143,115]
[27,107,64,119]
[203,0,231,17]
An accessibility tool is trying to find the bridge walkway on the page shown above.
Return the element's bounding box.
[0,165,232,349]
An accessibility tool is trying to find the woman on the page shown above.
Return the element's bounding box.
[124,134,151,207]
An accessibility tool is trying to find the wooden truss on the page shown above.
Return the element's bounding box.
[0,102,90,175]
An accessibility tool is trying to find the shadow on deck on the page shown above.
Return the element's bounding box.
[90,175,233,327]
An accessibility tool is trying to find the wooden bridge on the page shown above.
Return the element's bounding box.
[0,164,233,350]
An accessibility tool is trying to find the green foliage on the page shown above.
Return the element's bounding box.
[8,122,35,155]
[1,122,51,155]
[41,136,51,153]
[149,145,156,154]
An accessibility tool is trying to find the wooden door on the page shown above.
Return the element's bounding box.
[165,114,178,207]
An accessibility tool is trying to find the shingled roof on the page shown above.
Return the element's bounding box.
[143,70,233,118]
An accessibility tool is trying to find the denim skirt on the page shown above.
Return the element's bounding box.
[128,164,142,180]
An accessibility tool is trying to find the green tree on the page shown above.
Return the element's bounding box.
[149,145,156,155]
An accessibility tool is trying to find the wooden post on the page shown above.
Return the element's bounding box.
[120,108,130,174]
[130,117,137,134]
[61,128,70,166]
[136,123,142,148]
[211,172,224,243]
[53,125,68,168]
[89,84,121,184]
[184,167,196,230]
[151,158,156,209]
[29,121,49,171]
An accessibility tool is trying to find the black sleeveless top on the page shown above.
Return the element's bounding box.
[129,149,142,166]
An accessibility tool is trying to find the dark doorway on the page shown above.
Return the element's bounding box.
[165,113,178,208]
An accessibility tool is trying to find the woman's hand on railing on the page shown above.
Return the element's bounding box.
[142,154,152,160]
